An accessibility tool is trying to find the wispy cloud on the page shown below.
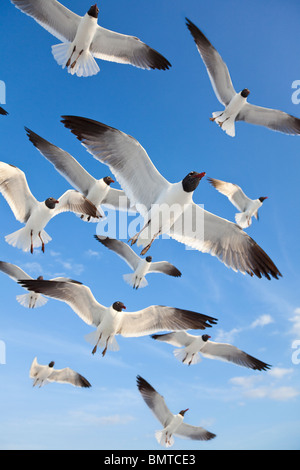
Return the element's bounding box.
[289,308,300,338]
[230,367,299,402]
[215,314,274,343]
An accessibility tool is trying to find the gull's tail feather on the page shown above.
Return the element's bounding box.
[52,43,99,77]
[5,228,52,252]
[155,430,174,448]
[173,348,201,365]
[235,212,251,229]
[84,330,120,352]
[16,293,48,309]
[123,273,148,289]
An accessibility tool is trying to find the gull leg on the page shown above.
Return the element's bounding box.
[102,337,110,357]
[38,232,45,253]
[92,333,102,355]
[210,117,216,122]
[140,229,161,256]
[71,49,83,69]
[30,230,34,254]
[66,46,76,67]
[128,220,151,246]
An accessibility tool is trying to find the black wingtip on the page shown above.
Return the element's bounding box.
[0,106,8,116]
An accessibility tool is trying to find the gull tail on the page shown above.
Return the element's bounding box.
[211,112,236,137]
[235,212,251,229]
[84,330,120,352]
[52,42,100,77]
[155,430,174,448]
[173,348,201,365]
[123,273,148,289]
[5,228,52,252]
[16,293,48,309]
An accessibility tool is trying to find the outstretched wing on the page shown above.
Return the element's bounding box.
[11,0,81,42]
[237,103,300,135]
[136,375,173,427]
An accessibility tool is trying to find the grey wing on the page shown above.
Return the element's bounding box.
[0,261,32,282]
[118,306,217,338]
[29,357,41,378]
[54,190,100,219]
[169,202,282,280]
[91,26,171,70]
[149,261,182,278]
[136,376,173,427]
[152,331,195,348]
[201,341,271,371]
[25,128,96,196]
[186,18,235,106]
[61,116,170,214]
[207,177,251,212]
[49,367,91,387]
[0,162,38,223]
[11,0,81,42]
[176,422,216,441]
[17,279,105,326]
[94,235,140,270]
[101,187,136,212]
[237,103,300,135]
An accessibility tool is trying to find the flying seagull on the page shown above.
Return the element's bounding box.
[0,107,8,116]
[18,278,217,357]
[186,18,300,137]
[0,161,100,253]
[94,235,181,289]
[61,115,282,280]
[30,357,91,388]
[207,177,268,229]
[25,127,136,221]
[152,332,271,370]
[136,375,216,447]
[0,261,72,308]
[11,0,171,77]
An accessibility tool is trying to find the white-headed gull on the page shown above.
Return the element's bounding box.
[136,375,216,447]
[208,177,268,229]
[30,357,91,388]
[94,235,181,289]
[152,332,271,370]
[0,162,100,253]
[186,18,300,137]
[0,107,8,116]
[25,127,135,221]
[61,115,282,280]
[0,261,72,308]
[18,278,217,356]
[11,0,171,77]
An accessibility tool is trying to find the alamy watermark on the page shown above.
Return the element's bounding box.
[96,200,204,250]
[0,80,6,105]
[292,340,300,365]
[0,340,6,365]
[291,80,300,104]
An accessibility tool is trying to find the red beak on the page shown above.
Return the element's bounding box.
[193,172,206,179]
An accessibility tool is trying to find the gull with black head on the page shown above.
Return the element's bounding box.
[0,161,100,253]
[61,115,281,280]
[18,277,217,357]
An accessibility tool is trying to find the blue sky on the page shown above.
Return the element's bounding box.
[0,0,300,451]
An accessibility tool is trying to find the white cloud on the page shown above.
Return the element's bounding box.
[250,314,274,328]
[267,367,293,379]
[215,314,274,343]
[289,308,300,337]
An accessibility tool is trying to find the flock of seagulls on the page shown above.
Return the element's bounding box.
[0,0,296,448]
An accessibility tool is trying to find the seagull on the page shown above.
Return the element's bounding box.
[11,0,171,77]
[152,332,271,370]
[94,235,181,289]
[30,357,91,388]
[61,115,282,280]
[186,18,300,137]
[0,107,8,116]
[25,127,135,222]
[207,177,268,229]
[0,161,100,253]
[18,278,217,357]
[136,375,216,447]
[0,261,73,308]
